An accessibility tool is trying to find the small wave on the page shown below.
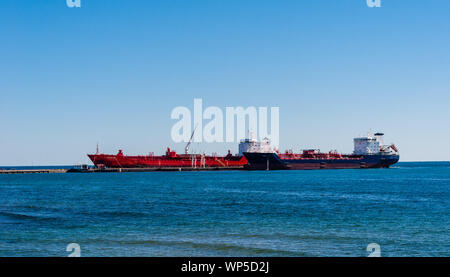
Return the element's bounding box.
[212,189,270,195]
[204,188,428,202]
[119,239,307,256]
[0,211,61,222]
[229,232,361,242]
[85,211,148,218]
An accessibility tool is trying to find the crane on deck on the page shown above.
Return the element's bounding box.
[185,124,199,155]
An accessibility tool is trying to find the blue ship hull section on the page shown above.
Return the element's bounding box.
[243,152,400,170]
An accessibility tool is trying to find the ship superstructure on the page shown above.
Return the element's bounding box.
[238,137,274,155]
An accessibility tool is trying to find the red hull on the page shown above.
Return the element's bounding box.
[88,148,247,168]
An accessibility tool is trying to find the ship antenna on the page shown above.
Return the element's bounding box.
[96,142,99,154]
[185,124,198,154]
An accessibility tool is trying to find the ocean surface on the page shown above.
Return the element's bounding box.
[0,162,448,257]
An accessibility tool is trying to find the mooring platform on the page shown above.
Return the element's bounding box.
[0,166,245,174]
[0,169,68,174]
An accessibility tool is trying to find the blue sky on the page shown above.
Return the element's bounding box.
[1,0,449,165]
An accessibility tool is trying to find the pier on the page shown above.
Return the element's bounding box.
[0,166,245,174]
[67,166,245,173]
[0,169,68,174]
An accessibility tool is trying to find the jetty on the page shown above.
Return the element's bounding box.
[0,166,244,174]
[0,169,68,174]
[67,166,245,173]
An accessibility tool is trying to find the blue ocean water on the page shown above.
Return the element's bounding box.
[0,162,448,257]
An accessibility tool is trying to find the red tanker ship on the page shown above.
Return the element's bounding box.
[88,128,248,168]
[88,148,247,168]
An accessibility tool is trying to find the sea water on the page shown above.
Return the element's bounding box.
[0,162,448,257]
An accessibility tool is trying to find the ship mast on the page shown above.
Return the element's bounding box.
[185,124,198,154]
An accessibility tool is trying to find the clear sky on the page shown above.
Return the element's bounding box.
[1,0,449,165]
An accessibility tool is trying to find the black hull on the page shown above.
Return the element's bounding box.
[243,152,400,170]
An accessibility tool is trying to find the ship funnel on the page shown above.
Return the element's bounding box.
[374,132,385,146]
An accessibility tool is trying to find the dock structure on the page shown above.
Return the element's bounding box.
[67,166,245,173]
[0,166,244,174]
[0,169,68,174]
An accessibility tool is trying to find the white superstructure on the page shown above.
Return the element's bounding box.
[239,137,274,154]
[353,134,380,155]
[353,132,399,155]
